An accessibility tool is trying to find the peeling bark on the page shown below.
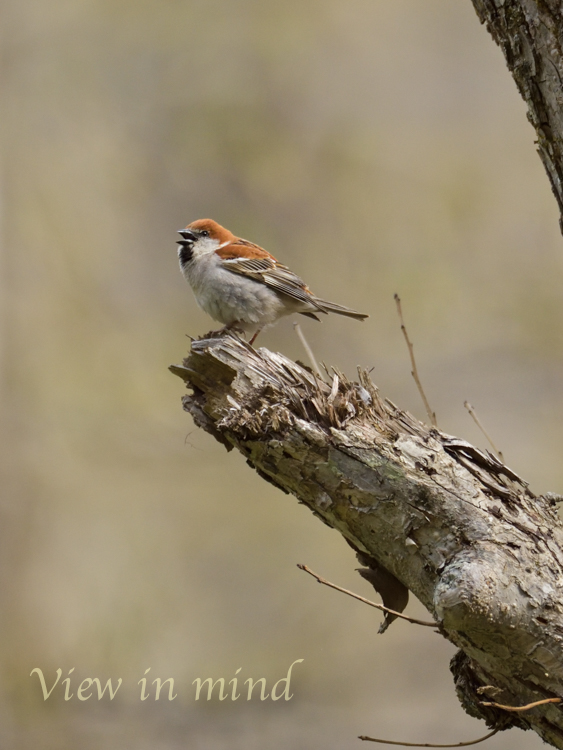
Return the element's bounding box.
[470,0,563,232]
[171,335,563,748]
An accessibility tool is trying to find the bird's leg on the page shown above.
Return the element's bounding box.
[248,329,262,346]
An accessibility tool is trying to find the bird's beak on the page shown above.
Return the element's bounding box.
[177,229,198,241]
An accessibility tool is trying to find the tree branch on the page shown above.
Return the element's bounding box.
[171,334,563,748]
[470,0,563,232]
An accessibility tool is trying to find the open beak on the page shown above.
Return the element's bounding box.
[177,229,198,241]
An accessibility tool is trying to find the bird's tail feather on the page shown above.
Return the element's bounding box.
[313,298,368,320]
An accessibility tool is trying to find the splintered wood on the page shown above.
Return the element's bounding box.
[171,334,563,749]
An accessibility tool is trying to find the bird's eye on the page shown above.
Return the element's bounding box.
[201,230,209,237]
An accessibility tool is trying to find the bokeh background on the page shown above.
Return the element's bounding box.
[1,1,562,748]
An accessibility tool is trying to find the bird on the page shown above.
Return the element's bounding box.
[177,218,368,345]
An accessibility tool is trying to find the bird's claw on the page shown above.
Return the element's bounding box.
[197,324,245,342]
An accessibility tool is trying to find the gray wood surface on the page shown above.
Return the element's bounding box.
[172,335,563,747]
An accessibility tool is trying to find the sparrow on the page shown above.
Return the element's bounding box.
[177,218,368,345]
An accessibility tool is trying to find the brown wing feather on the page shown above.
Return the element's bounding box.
[219,251,326,311]
[218,240,368,320]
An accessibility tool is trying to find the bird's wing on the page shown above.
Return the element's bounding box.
[220,254,326,311]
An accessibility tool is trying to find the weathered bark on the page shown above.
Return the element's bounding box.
[171,335,563,748]
[471,0,563,231]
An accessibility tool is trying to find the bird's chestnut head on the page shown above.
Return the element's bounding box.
[177,219,233,267]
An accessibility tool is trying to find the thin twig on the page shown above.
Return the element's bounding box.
[480,697,561,712]
[463,402,504,462]
[358,728,499,747]
[297,564,438,628]
[294,323,320,375]
[394,294,437,427]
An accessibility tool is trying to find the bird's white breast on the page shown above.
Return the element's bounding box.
[181,246,288,329]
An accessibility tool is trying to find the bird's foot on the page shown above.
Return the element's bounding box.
[198,323,245,341]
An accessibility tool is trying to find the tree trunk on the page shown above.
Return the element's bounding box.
[471,0,563,232]
[171,336,563,748]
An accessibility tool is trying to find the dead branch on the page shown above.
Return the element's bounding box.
[394,294,437,427]
[479,697,562,713]
[358,728,500,747]
[463,401,503,462]
[171,333,563,748]
[297,563,438,628]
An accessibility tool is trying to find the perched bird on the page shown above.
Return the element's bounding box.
[177,218,368,344]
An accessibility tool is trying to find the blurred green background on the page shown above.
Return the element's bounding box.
[1,1,562,747]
